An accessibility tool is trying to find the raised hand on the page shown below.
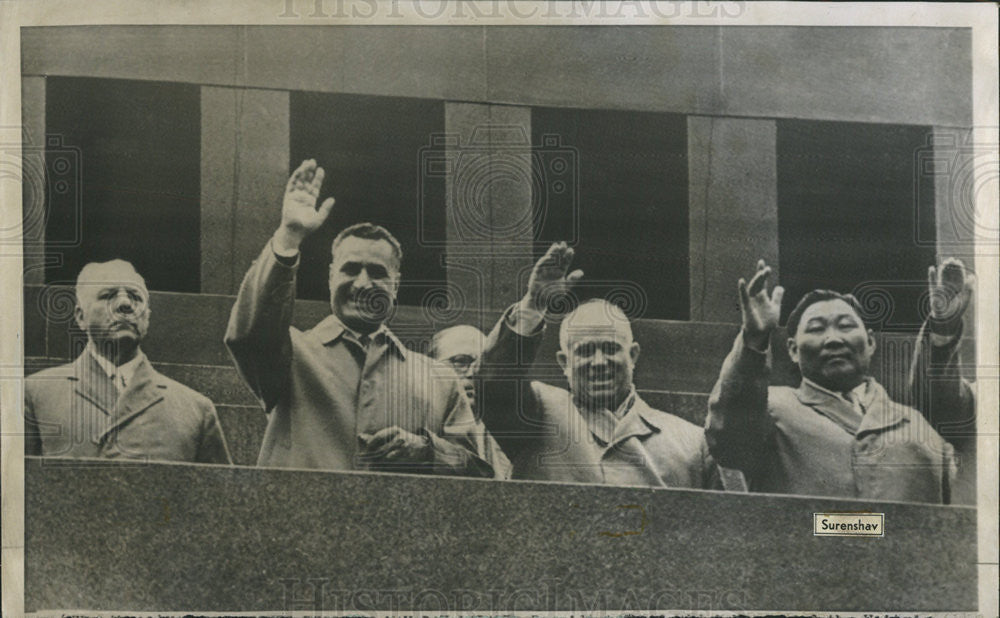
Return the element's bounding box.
[928,257,975,338]
[524,241,584,314]
[274,159,336,254]
[738,259,784,350]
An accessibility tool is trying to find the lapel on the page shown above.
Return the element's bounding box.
[853,380,906,437]
[795,379,862,434]
[71,352,117,414]
[581,393,658,448]
[96,357,167,444]
[617,395,660,445]
[795,378,903,436]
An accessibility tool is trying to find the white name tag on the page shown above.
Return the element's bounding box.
[813,512,884,537]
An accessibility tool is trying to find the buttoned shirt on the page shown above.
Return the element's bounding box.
[224,240,499,476]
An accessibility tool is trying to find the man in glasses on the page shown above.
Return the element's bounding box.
[428,325,512,479]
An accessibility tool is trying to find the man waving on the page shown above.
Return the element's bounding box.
[225,160,499,477]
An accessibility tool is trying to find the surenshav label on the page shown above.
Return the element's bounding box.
[813,513,884,537]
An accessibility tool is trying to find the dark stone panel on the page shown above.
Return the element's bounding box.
[638,390,709,427]
[25,460,977,612]
[532,106,689,321]
[41,288,242,365]
[22,26,243,86]
[23,285,49,359]
[216,405,267,467]
[722,27,972,127]
[244,26,487,101]
[152,363,258,408]
[532,319,741,394]
[43,76,202,293]
[36,286,330,366]
[486,26,722,113]
[776,120,939,331]
[289,91,447,305]
[23,26,971,127]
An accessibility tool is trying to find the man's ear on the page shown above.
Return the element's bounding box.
[629,341,640,366]
[866,328,876,355]
[389,271,401,298]
[556,350,568,374]
[786,337,799,364]
[73,305,86,331]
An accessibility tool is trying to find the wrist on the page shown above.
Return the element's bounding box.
[741,327,771,353]
[519,293,541,315]
[273,226,304,256]
[508,297,546,336]
[928,317,963,347]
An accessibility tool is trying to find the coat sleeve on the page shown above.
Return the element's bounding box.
[907,320,976,451]
[699,440,725,491]
[477,305,546,460]
[422,378,506,478]
[704,330,775,481]
[223,240,296,412]
[196,398,234,465]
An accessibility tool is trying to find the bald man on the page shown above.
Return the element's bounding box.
[24,260,232,463]
[477,243,719,488]
[428,325,487,415]
[428,325,513,480]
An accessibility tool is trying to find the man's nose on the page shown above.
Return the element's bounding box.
[822,330,847,347]
[352,269,373,289]
[592,349,608,365]
[113,291,135,313]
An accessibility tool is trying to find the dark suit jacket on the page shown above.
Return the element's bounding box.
[25,352,232,464]
[479,311,719,488]
[706,332,955,504]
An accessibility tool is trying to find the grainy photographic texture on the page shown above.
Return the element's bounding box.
[2,2,997,616]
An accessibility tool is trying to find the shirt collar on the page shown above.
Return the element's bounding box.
[87,341,146,383]
[581,386,658,446]
[801,376,874,408]
[309,314,408,360]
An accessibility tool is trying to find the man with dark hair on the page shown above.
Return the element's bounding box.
[225,159,499,477]
[25,260,232,463]
[705,259,956,503]
[477,242,719,488]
